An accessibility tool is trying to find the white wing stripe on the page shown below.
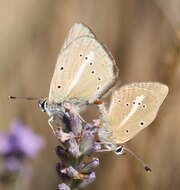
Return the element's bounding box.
[67,51,95,94]
[119,95,145,127]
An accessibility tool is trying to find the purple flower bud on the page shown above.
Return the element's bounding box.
[63,166,79,178]
[83,143,102,155]
[80,126,95,154]
[58,183,71,190]
[79,172,96,188]
[79,157,99,173]
[55,146,70,163]
[56,162,63,175]
[55,146,66,157]
[56,162,70,181]
[65,135,81,158]
[56,128,72,143]
[68,112,82,136]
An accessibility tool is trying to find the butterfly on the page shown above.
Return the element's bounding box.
[9,23,119,133]
[98,82,168,155]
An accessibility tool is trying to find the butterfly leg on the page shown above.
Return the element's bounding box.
[48,116,72,142]
[48,116,57,135]
[95,142,118,153]
[64,102,87,124]
[97,149,111,152]
[97,102,108,117]
[78,114,87,124]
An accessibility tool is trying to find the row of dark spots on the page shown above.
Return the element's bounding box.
[56,54,88,89]
[133,101,146,108]
[80,53,102,91]
[83,54,93,66]
[125,121,145,134]
[56,54,102,89]
[117,99,146,109]
[56,66,64,88]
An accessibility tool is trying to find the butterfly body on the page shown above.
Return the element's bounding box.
[39,99,85,118]
[98,82,169,152]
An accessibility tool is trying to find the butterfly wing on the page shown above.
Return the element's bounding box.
[120,82,168,104]
[62,23,95,50]
[48,34,118,105]
[103,83,168,144]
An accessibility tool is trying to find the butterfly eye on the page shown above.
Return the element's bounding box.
[79,54,83,57]
[57,85,61,89]
[132,101,136,105]
[116,147,122,152]
[97,86,100,90]
[60,67,64,71]
[97,77,102,81]
[89,62,93,65]
[138,102,142,106]
[85,56,88,60]
[91,70,95,74]
[115,146,124,155]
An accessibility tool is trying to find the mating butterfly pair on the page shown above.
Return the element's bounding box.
[11,23,168,156]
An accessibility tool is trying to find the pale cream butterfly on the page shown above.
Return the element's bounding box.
[98,82,168,170]
[10,23,119,132]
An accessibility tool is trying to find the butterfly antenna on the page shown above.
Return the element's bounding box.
[123,146,152,172]
[9,96,42,101]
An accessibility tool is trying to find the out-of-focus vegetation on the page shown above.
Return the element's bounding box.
[0,0,180,189]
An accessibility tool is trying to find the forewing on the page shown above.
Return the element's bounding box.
[107,86,168,144]
[48,36,118,104]
[62,23,95,50]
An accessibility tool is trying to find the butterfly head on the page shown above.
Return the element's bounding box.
[114,146,125,155]
[38,99,47,112]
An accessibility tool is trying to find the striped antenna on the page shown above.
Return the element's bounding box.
[123,146,152,172]
[9,96,43,101]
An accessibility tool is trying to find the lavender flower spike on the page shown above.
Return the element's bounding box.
[0,120,44,159]
[0,120,44,188]
[54,110,101,190]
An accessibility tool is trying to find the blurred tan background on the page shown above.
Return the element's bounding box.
[0,0,180,189]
